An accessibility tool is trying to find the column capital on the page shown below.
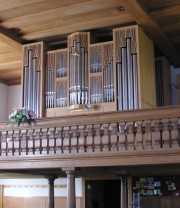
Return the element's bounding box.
[62,167,76,173]
[45,175,58,181]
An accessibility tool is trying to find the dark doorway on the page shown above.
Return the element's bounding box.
[85,180,120,208]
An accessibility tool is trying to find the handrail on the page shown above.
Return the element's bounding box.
[0,105,180,131]
[0,105,180,158]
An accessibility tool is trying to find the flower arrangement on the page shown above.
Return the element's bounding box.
[8,107,36,126]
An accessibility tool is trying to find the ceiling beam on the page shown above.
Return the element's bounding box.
[0,27,22,50]
[119,0,180,66]
[150,4,180,18]
[1,0,121,28]
[22,13,133,40]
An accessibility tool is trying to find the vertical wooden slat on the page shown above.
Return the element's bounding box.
[68,126,73,153]
[61,127,65,153]
[159,120,164,148]
[83,126,88,152]
[47,128,50,154]
[168,120,173,148]
[133,122,137,150]
[92,125,96,152]
[76,126,80,153]
[141,122,146,149]
[53,127,57,154]
[0,185,3,208]
[150,121,155,149]
[124,122,129,150]
[99,125,104,151]
[108,124,112,151]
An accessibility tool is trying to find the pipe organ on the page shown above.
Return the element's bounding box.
[22,43,44,118]
[68,33,89,107]
[114,27,138,110]
[22,25,156,118]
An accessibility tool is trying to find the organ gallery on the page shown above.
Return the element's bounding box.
[22,25,156,118]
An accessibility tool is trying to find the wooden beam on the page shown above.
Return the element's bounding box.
[21,8,126,33]
[150,4,180,18]
[4,78,21,86]
[22,13,133,40]
[0,60,22,70]
[0,28,22,50]
[119,0,180,66]
[1,0,121,28]
[0,0,43,11]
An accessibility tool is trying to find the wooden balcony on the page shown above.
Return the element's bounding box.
[0,105,180,171]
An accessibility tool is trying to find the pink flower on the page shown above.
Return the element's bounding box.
[17,109,21,114]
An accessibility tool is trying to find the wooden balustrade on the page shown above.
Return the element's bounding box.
[0,105,180,157]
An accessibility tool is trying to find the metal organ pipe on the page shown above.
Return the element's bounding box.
[23,46,41,118]
[69,34,89,106]
[115,30,138,111]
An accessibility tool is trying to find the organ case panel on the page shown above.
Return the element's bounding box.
[155,56,171,106]
[68,32,89,108]
[114,25,156,110]
[89,42,116,111]
[22,42,45,118]
[45,49,68,117]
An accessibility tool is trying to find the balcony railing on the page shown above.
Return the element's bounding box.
[0,105,180,169]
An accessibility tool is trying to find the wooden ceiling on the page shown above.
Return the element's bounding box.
[0,0,180,85]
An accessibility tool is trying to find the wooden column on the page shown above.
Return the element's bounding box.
[47,176,57,208]
[120,176,128,208]
[62,167,76,208]
[0,185,3,208]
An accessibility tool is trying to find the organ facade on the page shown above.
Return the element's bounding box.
[22,25,156,118]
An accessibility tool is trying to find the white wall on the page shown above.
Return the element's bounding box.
[0,84,21,122]
[7,85,22,116]
[0,178,82,197]
[0,83,8,122]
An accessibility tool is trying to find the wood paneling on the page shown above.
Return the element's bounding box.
[3,196,82,208]
[141,196,180,208]
[137,26,156,108]
[0,186,3,208]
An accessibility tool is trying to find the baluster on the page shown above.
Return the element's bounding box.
[141,121,146,149]
[61,127,65,153]
[150,121,155,149]
[92,125,96,152]
[12,134,16,156]
[108,124,112,151]
[47,128,50,154]
[117,124,121,151]
[99,125,104,151]
[19,130,22,155]
[68,126,73,153]
[53,127,57,154]
[32,129,36,155]
[159,120,164,148]
[177,119,180,147]
[6,131,8,156]
[39,128,43,154]
[124,122,129,150]
[168,120,173,148]
[83,125,88,152]
[26,130,29,155]
[133,122,137,150]
[76,126,81,153]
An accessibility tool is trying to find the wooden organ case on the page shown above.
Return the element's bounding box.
[22,25,156,118]
[22,42,46,117]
